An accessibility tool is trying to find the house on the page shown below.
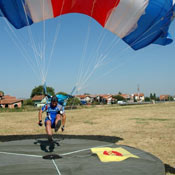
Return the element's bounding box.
[160,95,170,101]
[76,94,114,105]
[120,94,132,101]
[99,94,114,104]
[0,94,23,108]
[32,95,46,107]
[173,96,175,101]
[75,95,92,104]
[132,93,145,102]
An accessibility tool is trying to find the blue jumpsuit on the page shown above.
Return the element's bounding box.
[42,103,64,128]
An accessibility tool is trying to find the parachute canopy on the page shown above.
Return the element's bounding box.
[0,0,175,50]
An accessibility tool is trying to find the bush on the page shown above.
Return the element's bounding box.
[23,99,34,106]
[112,95,125,101]
[145,97,150,102]
[67,97,80,106]
[92,101,100,105]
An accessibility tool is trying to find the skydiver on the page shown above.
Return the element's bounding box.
[38,95,66,142]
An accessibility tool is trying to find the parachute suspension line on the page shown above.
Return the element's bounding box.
[42,0,46,84]
[76,0,144,89]
[76,17,92,89]
[22,1,40,61]
[79,3,175,90]
[76,0,97,92]
[76,0,118,92]
[92,1,149,69]
[45,0,66,80]
[92,24,174,85]
[80,32,119,86]
[98,4,175,69]
[78,0,121,83]
[94,37,120,68]
[89,0,122,66]
[22,1,45,82]
[77,38,119,91]
[4,26,41,82]
[75,0,121,92]
[83,24,114,73]
[78,36,120,92]
[1,14,41,81]
[96,29,168,81]
[96,0,174,70]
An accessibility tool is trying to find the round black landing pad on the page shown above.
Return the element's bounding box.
[0,138,165,175]
[43,154,62,160]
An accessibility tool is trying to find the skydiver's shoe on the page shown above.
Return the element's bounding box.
[55,120,61,132]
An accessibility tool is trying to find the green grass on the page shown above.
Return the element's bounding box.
[83,120,96,125]
[130,118,172,122]
[0,105,39,113]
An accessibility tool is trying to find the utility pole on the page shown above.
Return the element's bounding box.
[137,84,140,102]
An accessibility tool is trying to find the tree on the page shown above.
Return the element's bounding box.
[150,93,156,100]
[56,91,68,96]
[118,91,122,95]
[145,97,150,102]
[67,97,80,106]
[30,85,55,98]
[23,99,34,106]
[0,91,4,96]
[156,97,160,101]
[113,95,125,101]
[169,96,174,101]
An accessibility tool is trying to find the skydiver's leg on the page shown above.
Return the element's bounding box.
[61,113,66,127]
[55,114,61,132]
[45,120,53,141]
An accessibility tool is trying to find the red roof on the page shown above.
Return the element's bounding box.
[99,94,112,99]
[0,95,23,104]
[75,95,89,99]
[76,94,112,99]
[160,95,169,100]
[0,99,23,105]
[32,95,45,101]
[134,93,144,97]
[120,94,131,99]
[3,95,16,99]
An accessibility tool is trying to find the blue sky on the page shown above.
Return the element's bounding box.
[0,13,175,98]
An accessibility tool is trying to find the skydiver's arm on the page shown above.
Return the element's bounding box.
[38,109,42,121]
[38,109,44,126]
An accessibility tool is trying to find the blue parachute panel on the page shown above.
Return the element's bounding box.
[56,94,72,106]
[153,32,173,45]
[0,9,3,16]
[123,0,174,50]
[0,0,33,29]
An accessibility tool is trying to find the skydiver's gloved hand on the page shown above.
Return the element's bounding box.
[61,125,65,132]
[38,120,43,126]
[59,110,63,115]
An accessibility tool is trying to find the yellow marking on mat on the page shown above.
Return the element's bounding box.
[91,147,139,162]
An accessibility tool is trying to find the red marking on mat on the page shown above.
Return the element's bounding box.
[103,150,123,156]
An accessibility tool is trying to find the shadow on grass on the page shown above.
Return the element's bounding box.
[165,164,175,174]
[0,134,123,144]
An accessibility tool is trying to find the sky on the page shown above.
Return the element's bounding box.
[0,13,175,98]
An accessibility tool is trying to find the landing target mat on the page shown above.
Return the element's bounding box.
[0,137,165,175]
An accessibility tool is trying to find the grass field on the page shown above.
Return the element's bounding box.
[0,102,175,174]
